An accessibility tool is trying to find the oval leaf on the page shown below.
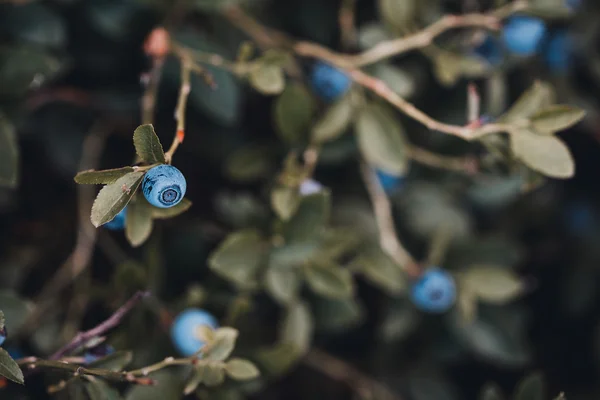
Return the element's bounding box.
[91,171,145,227]
[75,167,136,185]
[199,362,226,387]
[280,301,313,355]
[355,102,409,175]
[133,124,165,164]
[225,358,260,381]
[377,0,417,33]
[264,266,302,305]
[205,327,239,361]
[500,81,555,123]
[460,266,525,304]
[125,197,153,248]
[248,63,285,95]
[274,82,316,144]
[283,191,331,244]
[85,378,123,400]
[304,260,355,299]
[311,92,355,144]
[353,248,406,295]
[510,129,574,179]
[271,186,300,221]
[530,105,586,134]
[0,348,24,384]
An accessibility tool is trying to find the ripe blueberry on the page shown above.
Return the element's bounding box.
[376,169,404,194]
[410,267,456,313]
[142,165,187,209]
[310,61,352,102]
[543,30,573,74]
[473,34,504,66]
[502,16,548,56]
[299,179,324,196]
[170,308,218,357]
[104,207,127,230]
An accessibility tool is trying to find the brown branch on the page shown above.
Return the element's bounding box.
[49,291,150,360]
[304,348,403,400]
[408,145,478,174]
[359,163,420,278]
[165,57,192,163]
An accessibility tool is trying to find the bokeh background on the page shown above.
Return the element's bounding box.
[1,0,600,399]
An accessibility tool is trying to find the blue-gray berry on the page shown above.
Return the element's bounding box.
[171,308,219,357]
[310,61,352,102]
[410,267,456,313]
[142,165,187,209]
[104,206,127,230]
[502,16,548,56]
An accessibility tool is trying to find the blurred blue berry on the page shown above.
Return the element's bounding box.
[502,16,548,56]
[473,34,504,66]
[6,347,23,360]
[310,61,352,102]
[376,169,404,194]
[171,308,218,357]
[410,267,456,313]
[299,179,323,196]
[104,206,127,230]
[564,200,595,236]
[142,165,187,209]
[543,30,573,74]
[84,344,115,364]
[0,326,6,347]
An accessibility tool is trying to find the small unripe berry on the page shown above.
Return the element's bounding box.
[543,30,573,74]
[104,207,127,230]
[376,169,404,194]
[502,16,548,56]
[410,267,456,313]
[171,308,218,357]
[142,165,187,209]
[310,61,352,102]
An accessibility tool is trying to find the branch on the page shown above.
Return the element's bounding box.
[49,291,150,360]
[359,162,420,278]
[165,57,192,163]
[304,348,403,400]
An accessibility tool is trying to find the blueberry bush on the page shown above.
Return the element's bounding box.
[0,0,597,399]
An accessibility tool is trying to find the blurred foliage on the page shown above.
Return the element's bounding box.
[0,0,599,399]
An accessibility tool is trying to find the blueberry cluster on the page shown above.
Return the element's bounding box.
[170,308,219,357]
[410,267,457,313]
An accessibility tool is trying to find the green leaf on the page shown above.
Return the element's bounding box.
[0,348,24,384]
[355,102,410,175]
[151,198,192,219]
[457,286,478,323]
[90,171,145,227]
[352,248,407,295]
[268,242,320,269]
[248,63,285,95]
[254,342,302,376]
[205,327,238,361]
[304,259,355,299]
[0,45,62,97]
[264,266,302,305]
[85,378,123,400]
[372,63,417,99]
[271,186,300,221]
[125,197,153,247]
[224,145,274,183]
[208,229,265,289]
[199,362,226,387]
[283,191,331,244]
[132,124,166,164]
[87,351,133,371]
[184,366,204,395]
[280,301,313,355]
[0,113,18,188]
[313,297,365,333]
[311,92,355,144]
[479,383,504,400]
[500,81,555,123]
[274,82,316,145]
[460,266,525,304]
[510,129,574,179]
[377,0,417,33]
[74,167,136,185]
[530,105,586,134]
[224,358,260,381]
[514,372,545,400]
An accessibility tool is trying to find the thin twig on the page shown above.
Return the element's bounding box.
[304,348,403,400]
[49,291,150,360]
[359,163,420,277]
[165,58,192,163]
[408,145,478,174]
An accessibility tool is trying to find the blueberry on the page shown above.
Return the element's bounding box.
[170,308,218,357]
[310,61,352,102]
[6,347,23,360]
[543,30,573,74]
[0,326,6,347]
[410,267,456,313]
[142,165,187,209]
[473,34,504,66]
[502,16,548,56]
[299,179,323,196]
[84,344,115,364]
[376,169,404,194]
[104,206,127,230]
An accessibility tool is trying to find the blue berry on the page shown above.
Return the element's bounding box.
[543,30,573,74]
[502,16,548,56]
[376,169,404,194]
[6,347,23,360]
[84,344,115,364]
[310,61,352,102]
[0,326,6,347]
[299,179,323,196]
[410,267,456,313]
[142,165,187,209]
[170,308,218,357]
[473,34,504,66]
[104,206,127,230]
